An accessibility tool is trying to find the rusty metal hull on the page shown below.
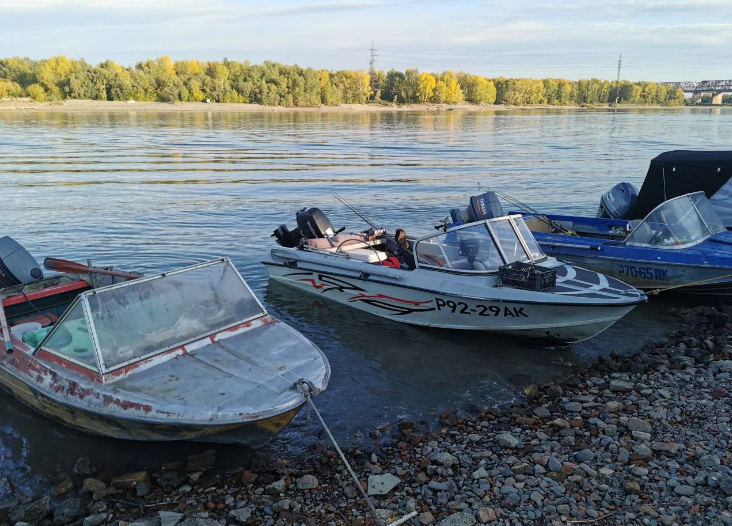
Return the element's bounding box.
[0,358,304,445]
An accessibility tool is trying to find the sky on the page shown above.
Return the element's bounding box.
[0,0,730,82]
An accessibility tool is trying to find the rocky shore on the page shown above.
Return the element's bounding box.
[3,305,732,526]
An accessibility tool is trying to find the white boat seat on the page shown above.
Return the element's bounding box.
[346,248,388,263]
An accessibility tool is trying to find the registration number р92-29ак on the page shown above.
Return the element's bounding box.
[435,298,528,317]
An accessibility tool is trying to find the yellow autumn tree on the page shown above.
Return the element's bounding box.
[442,71,463,104]
[26,83,46,101]
[417,73,436,103]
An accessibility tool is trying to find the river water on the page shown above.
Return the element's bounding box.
[1,107,729,497]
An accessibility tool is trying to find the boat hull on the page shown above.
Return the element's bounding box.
[540,250,732,296]
[264,262,637,343]
[0,363,302,446]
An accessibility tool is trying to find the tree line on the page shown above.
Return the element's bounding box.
[0,56,686,107]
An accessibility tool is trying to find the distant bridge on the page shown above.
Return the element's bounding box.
[662,80,732,104]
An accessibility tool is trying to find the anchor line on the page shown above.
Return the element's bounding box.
[294,380,417,526]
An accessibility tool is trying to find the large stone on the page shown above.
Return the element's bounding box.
[700,455,721,468]
[575,449,593,463]
[367,474,401,495]
[10,497,52,524]
[495,432,520,449]
[229,508,252,522]
[73,457,101,476]
[296,474,318,490]
[420,511,435,525]
[52,478,75,497]
[83,478,107,493]
[179,519,220,526]
[83,514,108,526]
[437,512,476,526]
[564,402,583,413]
[112,471,151,490]
[186,450,216,471]
[627,418,653,434]
[674,485,695,497]
[129,518,161,526]
[158,511,184,526]
[609,380,634,392]
[477,507,497,523]
[533,407,551,419]
[432,452,458,467]
[54,498,87,524]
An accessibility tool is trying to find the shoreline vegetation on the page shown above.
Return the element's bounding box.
[2,306,732,526]
[0,56,689,110]
[0,99,696,113]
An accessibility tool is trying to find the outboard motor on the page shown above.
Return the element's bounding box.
[273,207,337,248]
[0,236,43,288]
[296,208,335,239]
[450,191,504,224]
[597,182,638,220]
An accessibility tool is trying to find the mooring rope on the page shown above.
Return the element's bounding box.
[295,380,418,526]
[647,271,732,295]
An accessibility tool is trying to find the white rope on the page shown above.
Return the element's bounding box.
[296,381,418,526]
[296,380,385,525]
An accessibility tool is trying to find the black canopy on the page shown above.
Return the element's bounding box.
[627,150,732,219]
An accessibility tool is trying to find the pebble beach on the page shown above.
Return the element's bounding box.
[3,304,732,526]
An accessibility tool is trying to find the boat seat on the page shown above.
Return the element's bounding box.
[346,248,387,263]
[305,233,383,251]
[10,313,58,328]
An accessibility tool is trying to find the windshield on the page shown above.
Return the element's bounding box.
[415,216,544,272]
[625,192,726,248]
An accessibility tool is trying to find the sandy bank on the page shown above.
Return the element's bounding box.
[0,99,679,114]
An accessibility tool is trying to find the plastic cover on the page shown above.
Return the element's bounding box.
[625,192,725,248]
[87,260,264,369]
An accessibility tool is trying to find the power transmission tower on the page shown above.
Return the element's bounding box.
[369,41,377,73]
[614,54,622,108]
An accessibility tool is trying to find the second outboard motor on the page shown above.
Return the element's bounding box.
[296,208,335,239]
[0,236,43,288]
[450,191,504,224]
[597,182,638,219]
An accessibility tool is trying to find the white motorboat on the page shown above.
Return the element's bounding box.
[263,205,646,344]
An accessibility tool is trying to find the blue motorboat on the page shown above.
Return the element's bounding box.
[444,191,732,296]
[523,192,732,296]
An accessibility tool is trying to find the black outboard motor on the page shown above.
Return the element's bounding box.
[296,208,335,239]
[273,208,336,248]
[0,236,43,288]
[450,191,504,224]
[597,182,638,220]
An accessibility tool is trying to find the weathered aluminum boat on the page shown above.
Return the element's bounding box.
[523,192,732,296]
[0,243,329,444]
[264,207,646,343]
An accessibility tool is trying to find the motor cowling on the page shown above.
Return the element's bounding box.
[0,236,43,288]
[597,182,639,219]
[296,208,335,239]
[450,191,504,224]
[273,207,336,248]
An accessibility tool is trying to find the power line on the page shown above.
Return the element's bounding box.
[614,54,622,107]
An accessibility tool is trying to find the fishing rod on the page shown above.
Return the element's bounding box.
[493,190,576,236]
[330,192,416,268]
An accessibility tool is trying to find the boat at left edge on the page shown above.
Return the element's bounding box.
[0,236,330,446]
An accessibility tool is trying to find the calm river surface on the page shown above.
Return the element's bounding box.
[1,107,730,496]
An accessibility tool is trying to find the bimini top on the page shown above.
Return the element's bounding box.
[414,215,546,273]
[628,150,732,223]
[35,258,266,375]
[625,192,726,249]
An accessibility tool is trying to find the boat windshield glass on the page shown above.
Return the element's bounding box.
[416,223,503,271]
[86,260,265,371]
[488,219,532,264]
[513,217,546,261]
[625,192,726,248]
[41,300,99,370]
